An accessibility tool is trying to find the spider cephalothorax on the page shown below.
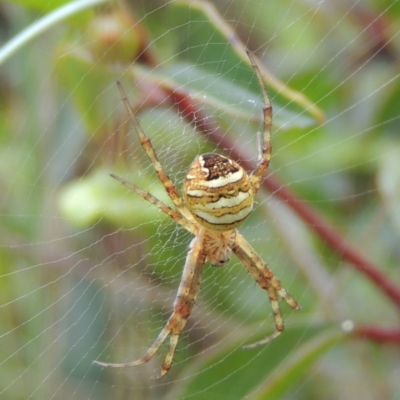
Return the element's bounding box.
[95,51,299,378]
[201,228,236,266]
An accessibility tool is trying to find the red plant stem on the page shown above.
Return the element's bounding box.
[169,89,400,308]
[355,326,400,343]
[350,4,395,60]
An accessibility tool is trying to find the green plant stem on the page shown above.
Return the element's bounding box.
[0,0,109,66]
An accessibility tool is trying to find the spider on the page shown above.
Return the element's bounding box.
[94,50,299,378]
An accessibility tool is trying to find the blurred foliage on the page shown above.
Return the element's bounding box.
[0,0,400,399]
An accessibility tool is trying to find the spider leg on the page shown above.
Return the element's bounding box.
[94,235,206,378]
[116,82,194,222]
[246,50,272,194]
[110,173,197,235]
[232,233,299,349]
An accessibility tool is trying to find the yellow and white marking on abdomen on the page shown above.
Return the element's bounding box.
[183,154,254,231]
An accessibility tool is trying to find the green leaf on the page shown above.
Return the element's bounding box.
[249,328,347,399]
[174,323,342,400]
[11,0,73,13]
[133,62,314,130]
[55,45,120,135]
[165,0,324,124]
[58,167,170,228]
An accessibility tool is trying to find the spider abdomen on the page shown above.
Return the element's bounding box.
[183,154,254,231]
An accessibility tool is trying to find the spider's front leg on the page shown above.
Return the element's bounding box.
[94,235,206,378]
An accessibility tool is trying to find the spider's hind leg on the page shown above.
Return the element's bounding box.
[270,275,299,310]
[242,279,299,349]
[94,236,206,378]
[232,233,299,349]
[242,286,283,349]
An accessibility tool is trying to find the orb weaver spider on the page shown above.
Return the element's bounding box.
[94,50,299,378]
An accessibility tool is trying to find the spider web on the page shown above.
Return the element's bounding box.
[1,0,400,399]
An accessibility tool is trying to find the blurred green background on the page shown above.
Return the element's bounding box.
[1,0,400,399]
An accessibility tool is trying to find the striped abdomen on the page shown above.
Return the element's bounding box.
[183,154,254,231]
